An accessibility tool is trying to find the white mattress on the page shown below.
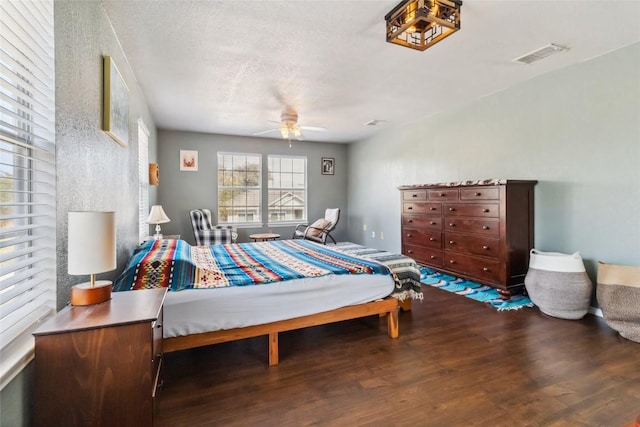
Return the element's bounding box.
[163,273,395,338]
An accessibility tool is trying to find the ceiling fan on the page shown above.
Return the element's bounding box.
[253,111,326,147]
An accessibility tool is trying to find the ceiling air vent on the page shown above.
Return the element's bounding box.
[363,119,386,126]
[513,44,568,64]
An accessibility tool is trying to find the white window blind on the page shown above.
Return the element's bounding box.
[138,119,149,243]
[0,0,56,389]
[267,155,307,224]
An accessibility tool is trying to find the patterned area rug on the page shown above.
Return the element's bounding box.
[420,266,534,311]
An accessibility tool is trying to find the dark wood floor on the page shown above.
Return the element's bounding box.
[156,286,640,427]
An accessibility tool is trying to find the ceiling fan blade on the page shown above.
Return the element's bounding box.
[300,125,327,132]
[252,128,280,136]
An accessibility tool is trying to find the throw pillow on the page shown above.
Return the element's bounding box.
[307,219,331,237]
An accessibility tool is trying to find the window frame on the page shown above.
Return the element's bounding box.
[137,119,149,243]
[267,155,308,226]
[216,152,262,228]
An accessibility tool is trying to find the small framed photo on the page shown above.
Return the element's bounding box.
[321,157,335,175]
[102,56,129,147]
[180,150,198,171]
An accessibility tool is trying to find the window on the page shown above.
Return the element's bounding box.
[268,156,307,223]
[0,0,56,389]
[217,153,261,225]
[138,119,149,242]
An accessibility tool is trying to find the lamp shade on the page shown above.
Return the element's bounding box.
[68,211,116,275]
[146,205,170,224]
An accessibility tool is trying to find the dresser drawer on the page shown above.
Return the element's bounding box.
[444,233,500,258]
[403,245,443,267]
[460,187,500,200]
[403,228,442,249]
[402,190,427,201]
[427,189,458,201]
[445,218,500,236]
[403,202,442,215]
[444,253,502,283]
[445,203,499,218]
[403,215,442,230]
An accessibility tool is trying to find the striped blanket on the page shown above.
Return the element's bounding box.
[329,243,423,301]
[113,239,421,300]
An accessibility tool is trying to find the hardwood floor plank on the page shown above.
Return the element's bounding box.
[156,286,640,426]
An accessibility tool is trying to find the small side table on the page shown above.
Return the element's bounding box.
[249,233,280,242]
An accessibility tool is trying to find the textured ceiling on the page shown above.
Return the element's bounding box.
[102,0,640,143]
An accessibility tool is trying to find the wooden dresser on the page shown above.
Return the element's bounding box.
[399,180,537,296]
[33,288,166,427]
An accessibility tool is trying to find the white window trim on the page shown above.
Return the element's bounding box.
[217,152,262,225]
[138,119,150,243]
[267,155,308,225]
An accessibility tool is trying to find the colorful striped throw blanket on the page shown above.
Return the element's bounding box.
[113,239,422,300]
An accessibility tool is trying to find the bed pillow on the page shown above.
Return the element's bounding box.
[307,219,331,237]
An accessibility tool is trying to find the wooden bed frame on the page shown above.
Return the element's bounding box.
[163,297,405,366]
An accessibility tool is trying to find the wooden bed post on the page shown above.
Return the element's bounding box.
[387,308,399,338]
[269,332,279,366]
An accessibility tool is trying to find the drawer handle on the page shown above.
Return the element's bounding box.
[482,208,490,213]
[430,221,436,225]
[449,207,455,211]
[449,260,456,264]
[408,219,414,223]
[475,192,482,196]
[406,233,412,237]
[429,237,435,241]
[407,250,413,254]
[430,256,436,259]
[439,193,446,197]
[482,267,489,272]
[412,194,418,198]
[449,240,455,244]
[482,226,489,230]
[449,223,455,227]
[430,207,437,211]
[482,245,489,250]
[407,206,413,210]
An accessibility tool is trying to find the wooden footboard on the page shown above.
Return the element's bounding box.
[163,298,400,366]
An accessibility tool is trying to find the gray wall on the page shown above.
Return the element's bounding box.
[347,43,640,282]
[157,131,348,243]
[55,0,158,308]
[0,2,158,426]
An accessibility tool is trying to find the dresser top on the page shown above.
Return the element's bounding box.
[33,288,167,336]
[398,179,537,190]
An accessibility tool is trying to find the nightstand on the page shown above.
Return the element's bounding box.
[144,234,180,241]
[33,288,166,427]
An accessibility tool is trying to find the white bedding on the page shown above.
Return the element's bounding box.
[163,272,395,338]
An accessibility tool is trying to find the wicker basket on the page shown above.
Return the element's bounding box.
[524,249,593,319]
[597,262,640,343]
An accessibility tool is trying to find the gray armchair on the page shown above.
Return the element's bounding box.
[292,208,340,244]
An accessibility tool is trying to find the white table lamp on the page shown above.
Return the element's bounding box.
[146,205,171,239]
[68,211,116,305]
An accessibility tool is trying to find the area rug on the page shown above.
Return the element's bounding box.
[419,266,534,311]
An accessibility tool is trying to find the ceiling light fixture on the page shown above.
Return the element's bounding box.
[279,113,303,147]
[385,0,462,51]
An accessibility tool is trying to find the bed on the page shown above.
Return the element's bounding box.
[113,239,422,365]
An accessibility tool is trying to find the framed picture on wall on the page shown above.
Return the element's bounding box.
[321,157,335,175]
[180,150,198,171]
[102,56,129,147]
